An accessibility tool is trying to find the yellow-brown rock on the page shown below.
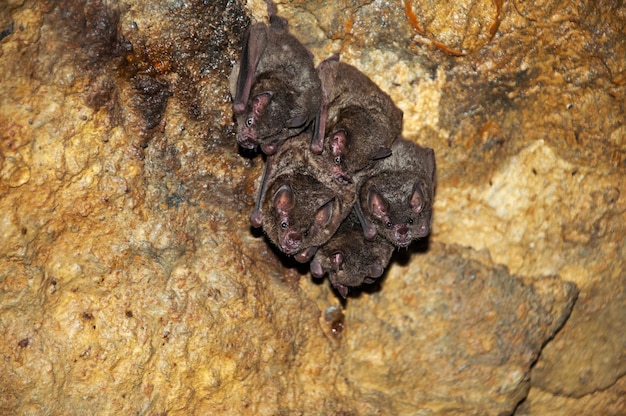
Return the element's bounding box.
[1,0,624,415]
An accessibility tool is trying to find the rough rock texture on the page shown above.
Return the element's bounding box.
[0,0,624,415]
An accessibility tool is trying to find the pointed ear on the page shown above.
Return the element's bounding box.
[330,251,344,272]
[410,181,425,213]
[330,131,347,157]
[286,114,307,128]
[314,199,335,227]
[367,187,388,220]
[252,92,273,116]
[273,184,294,213]
[371,146,392,161]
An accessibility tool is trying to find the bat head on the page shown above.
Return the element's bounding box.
[310,215,394,298]
[362,173,433,248]
[325,106,393,184]
[267,175,339,256]
[236,73,309,155]
[327,129,352,184]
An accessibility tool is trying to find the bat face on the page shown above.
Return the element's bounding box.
[325,106,394,184]
[235,73,310,155]
[264,174,340,257]
[310,214,395,297]
[361,172,433,248]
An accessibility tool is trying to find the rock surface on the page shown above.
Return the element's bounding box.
[0,0,624,415]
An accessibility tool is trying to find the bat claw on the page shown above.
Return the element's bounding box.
[250,210,263,228]
[310,141,323,155]
[233,101,246,114]
[332,280,349,298]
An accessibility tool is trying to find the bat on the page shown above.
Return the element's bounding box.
[355,137,436,247]
[310,212,395,297]
[256,133,356,262]
[314,57,403,184]
[230,0,321,155]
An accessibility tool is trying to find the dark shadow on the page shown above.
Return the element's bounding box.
[237,145,261,160]
[390,235,431,266]
[262,235,312,276]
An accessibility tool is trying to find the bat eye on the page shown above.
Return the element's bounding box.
[281,222,288,229]
[407,218,414,224]
[386,222,393,229]
[245,117,254,127]
[334,156,341,165]
[303,229,310,237]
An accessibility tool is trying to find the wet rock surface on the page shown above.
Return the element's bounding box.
[0,0,624,414]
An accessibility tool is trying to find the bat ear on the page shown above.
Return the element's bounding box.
[314,199,335,227]
[330,251,343,272]
[367,188,388,220]
[252,92,273,116]
[330,131,347,157]
[410,181,425,213]
[273,184,294,213]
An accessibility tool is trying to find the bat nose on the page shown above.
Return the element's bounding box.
[281,230,302,254]
[395,225,412,247]
[396,224,411,238]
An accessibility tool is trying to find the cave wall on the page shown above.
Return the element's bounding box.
[0,0,624,414]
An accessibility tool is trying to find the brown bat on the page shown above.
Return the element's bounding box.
[310,213,395,298]
[255,133,356,262]
[230,1,321,155]
[355,137,436,247]
[314,57,403,184]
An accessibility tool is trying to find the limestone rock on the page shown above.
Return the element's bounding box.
[1,0,624,415]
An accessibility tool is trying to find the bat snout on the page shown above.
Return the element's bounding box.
[280,230,303,255]
[394,225,412,247]
[237,135,258,150]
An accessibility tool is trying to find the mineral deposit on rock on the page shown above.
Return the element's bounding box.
[1,1,624,415]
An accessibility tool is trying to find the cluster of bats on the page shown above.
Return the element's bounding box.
[229,2,436,297]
